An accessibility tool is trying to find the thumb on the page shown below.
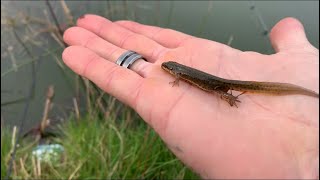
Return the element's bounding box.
[269,17,312,53]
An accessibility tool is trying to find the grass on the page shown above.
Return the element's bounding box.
[1,113,200,179]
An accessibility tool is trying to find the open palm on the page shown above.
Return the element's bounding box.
[63,15,319,179]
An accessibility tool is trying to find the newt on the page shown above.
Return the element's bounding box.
[161,61,319,107]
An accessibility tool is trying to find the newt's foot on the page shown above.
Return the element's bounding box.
[169,78,180,87]
[226,95,241,108]
[219,91,245,108]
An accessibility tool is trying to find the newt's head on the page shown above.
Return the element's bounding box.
[161,61,184,72]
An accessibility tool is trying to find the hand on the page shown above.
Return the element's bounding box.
[62,15,319,179]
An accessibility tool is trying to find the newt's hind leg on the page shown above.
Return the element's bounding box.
[218,91,246,108]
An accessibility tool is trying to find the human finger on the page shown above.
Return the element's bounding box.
[77,14,168,62]
[269,17,313,53]
[115,20,193,48]
[62,45,145,107]
[63,26,152,77]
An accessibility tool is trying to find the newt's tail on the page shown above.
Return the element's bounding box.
[230,81,319,98]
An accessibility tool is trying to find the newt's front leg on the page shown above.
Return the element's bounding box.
[169,73,181,87]
[169,77,180,87]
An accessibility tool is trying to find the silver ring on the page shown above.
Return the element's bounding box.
[122,53,144,68]
[115,50,135,66]
[116,50,146,69]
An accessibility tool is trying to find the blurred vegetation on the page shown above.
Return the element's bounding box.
[1,113,200,179]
